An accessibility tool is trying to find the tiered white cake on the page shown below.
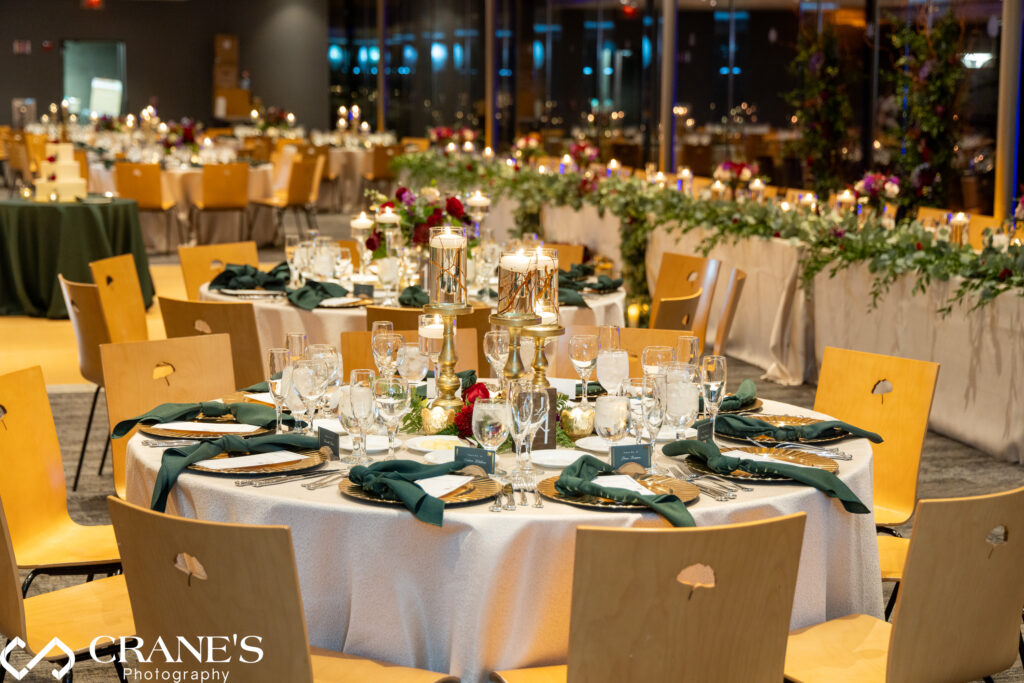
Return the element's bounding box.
[35,143,87,201]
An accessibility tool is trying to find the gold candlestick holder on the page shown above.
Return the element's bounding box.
[521,323,565,389]
[490,313,541,385]
[424,303,473,411]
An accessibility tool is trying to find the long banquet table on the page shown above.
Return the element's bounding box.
[125,397,881,683]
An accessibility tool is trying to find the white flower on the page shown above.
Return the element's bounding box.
[420,187,440,203]
[854,180,866,194]
[884,181,899,198]
[739,168,751,181]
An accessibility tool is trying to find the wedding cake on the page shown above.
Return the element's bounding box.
[35,143,87,201]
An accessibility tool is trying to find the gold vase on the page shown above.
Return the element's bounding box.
[560,403,595,440]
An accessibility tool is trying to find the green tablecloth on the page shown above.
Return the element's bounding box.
[0,197,155,318]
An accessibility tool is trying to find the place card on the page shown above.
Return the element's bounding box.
[530,387,560,451]
[195,450,306,470]
[454,445,494,474]
[696,422,713,442]
[156,421,261,434]
[610,442,651,469]
[353,283,374,298]
[722,450,818,469]
[416,474,474,499]
[318,427,341,461]
[592,474,654,496]
[244,392,276,406]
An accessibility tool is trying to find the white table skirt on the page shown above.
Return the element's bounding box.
[125,397,881,683]
[199,284,626,351]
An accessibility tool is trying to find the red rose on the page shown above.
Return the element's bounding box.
[446,197,465,219]
[454,405,473,439]
[46,155,56,163]
[395,186,409,200]
[999,268,1012,281]
[365,228,381,252]
[915,242,923,251]
[463,382,490,406]
[773,231,782,238]
[48,174,56,181]
[412,223,430,244]
[426,211,443,227]
[380,201,395,210]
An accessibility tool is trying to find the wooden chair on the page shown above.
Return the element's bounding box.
[712,266,747,356]
[969,214,1004,250]
[0,366,122,596]
[365,304,491,372]
[649,253,720,346]
[158,297,264,390]
[785,486,1024,683]
[74,148,90,193]
[545,243,585,269]
[115,162,177,253]
[491,514,806,682]
[58,274,112,490]
[90,253,148,344]
[556,326,690,379]
[336,239,361,271]
[178,240,260,301]
[191,162,250,242]
[252,155,324,239]
[0,499,134,681]
[914,206,949,227]
[650,290,703,332]
[401,137,430,152]
[107,497,457,683]
[341,329,479,375]
[814,347,939,530]
[363,144,403,193]
[101,334,237,500]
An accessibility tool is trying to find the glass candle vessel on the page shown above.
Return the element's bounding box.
[497,249,536,318]
[532,248,559,326]
[428,226,468,307]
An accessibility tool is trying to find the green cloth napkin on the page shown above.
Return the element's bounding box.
[398,286,429,307]
[575,381,606,398]
[348,459,469,526]
[209,262,290,291]
[477,288,498,299]
[241,371,281,394]
[559,288,590,308]
[706,412,883,444]
[560,263,594,280]
[558,274,584,291]
[425,369,478,392]
[588,275,623,293]
[700,378,758,413]
[662,439,869,514]
[151,434,317,512]
[555,455,695,527]
[287,280,349,311]
[112,401,289,439]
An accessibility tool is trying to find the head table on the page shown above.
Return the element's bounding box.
[125,395,881,683]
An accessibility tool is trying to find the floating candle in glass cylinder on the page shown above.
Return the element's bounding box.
[428,226,469,307]
[463,140,474,153]
[711,180,726,200]
[467,190,491,210]
[483,146,494,160]
[677,166,693,194]
[749,178,765,203]
[497,249,536,318]
[837,189,855,212]
[446,142,457,154]
[533,248,559,326]
[607,159,620,177]
[950,212,969,245]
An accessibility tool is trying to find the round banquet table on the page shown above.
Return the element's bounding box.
[125,397,881,683]
[199,283,627,350]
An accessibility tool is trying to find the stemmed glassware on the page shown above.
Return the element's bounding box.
[623,378,646,443]
[476,243,501,304]
[284,235,301,287]
[663,362,701,439]
[596,349,629,396]
[377,256,400,306]
[472,398,510,478]
[641,345,673,376]
[700,355,728,443]
[398,343,428,386]
[371,320,394,339]
[371,332,405,378]
[598,325,621,351]
[292,359,329,436]
[641,374,667,474]
[676,334,700,365]
[266,348,289,434]
[508,380,535,474]
[417,314,445,396]
[569,334,598,404]
[305,344,343,420]
[483,330,510,392]
[347,370,376,464]
[285,333,307,365]
[372,377,410,460]
[594,395,629,448]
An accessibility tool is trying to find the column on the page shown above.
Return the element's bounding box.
[994,0,1022,221]
[659,0,677,171]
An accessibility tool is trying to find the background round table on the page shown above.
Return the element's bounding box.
[125,397,881,683]
[0,197,153,318]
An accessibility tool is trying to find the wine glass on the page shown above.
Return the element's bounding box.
[700,355,728,443]
[676,334,700,365]
[371,320,394,341]
[663,362,701,439]
[595,395,629,447]
[641,374,667,474]
[377,256,400,305]
[306,345,343,419]
[372,377,410,460]
[348,370,376,464]
[596,349,629,396]
[641,345,673,376]
[598,325,621,351]
[483,330,510,390]
[285,332,307,364]
[284,235,300,287]
[508,379,534,474]
[292,359,329,435]
[371,332,405,378]
[623,378,646,444]
[336,247,353,281]
[336,385,364,465]
[472,398,510,477]
[569,334,598,404]
[266,348,289,434]
[524,386,549,470]
[398,343,428,385]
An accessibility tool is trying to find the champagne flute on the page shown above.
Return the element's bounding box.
[371,332,405,378]
[372,377,410,460]
[472,398,510,477]
[266,348,289,434]
[285,332,307,365]
[524,386,549,469]
[700,355,728,443]
[349,369,376,464]
[508,379,534,475]
[307,345,343,419]
[676,334,700,365]
[336,385,363,464]
[641,345,673,376]
[598,325,621,351]
[596,349,629,396]
[569,334,598,404]
[377,256,400,306]
[595,395,629,447]
[641,374,667,474]
[483,330,510,391]
[663,362,701,439]
[623,378,646,443]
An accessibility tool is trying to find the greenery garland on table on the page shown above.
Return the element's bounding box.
[391,151,1023,313]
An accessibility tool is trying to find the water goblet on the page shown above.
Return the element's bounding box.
[641,345,673,376]
[372,377,410,460]
[595,395,629,447]
[569,334,598,404]
[663,362,701,439]
[596,349,629,396]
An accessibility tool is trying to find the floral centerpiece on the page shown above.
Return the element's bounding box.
[713,161,758,195]
[365,186,472,253]
[514,134,542,162]
[429,126,477,147]
[94,115,123,132]
[567,141,599,168]
[257,107,293,134]
[160,119,201,154]
[853,172,900,211]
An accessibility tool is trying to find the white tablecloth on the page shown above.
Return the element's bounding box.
[125,397,881,683]
[199,284,626,350]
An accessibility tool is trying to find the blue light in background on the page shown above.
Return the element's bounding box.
[583,66,593,75]
[718,66,742,75]
[328,44,342,66]
[533,40,544,70]
[357,46,368,65]
[403,45,417,64]
[431,42,448,69]
[603,67,613,75]
[368,46,379,63]
[498,68,512,77]
[453,43,464,70]
[642,35,651,68]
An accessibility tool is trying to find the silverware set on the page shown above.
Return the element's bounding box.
[235,468,348,489]
[744,437,852,460]
[490,473,542,512]
[141,439,201,448]
[669,463,750,502]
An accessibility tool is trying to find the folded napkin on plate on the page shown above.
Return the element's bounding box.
[707,413,883,444]
[560,263,594,281]
[151,433,317,512]
[700,378,758,413]
[662,439,869,514]
[287,280,349,311]
[398,286,429,308]
[209,262,290,292]
[575,381,606,398]
[425,369,478,392]
[112,401,288,439]
[558,274,584,291]
[559,288,590,308]
[587,275,623,293]
[241,371,282,394]
[555,454,695,527]
[348,459,469,526]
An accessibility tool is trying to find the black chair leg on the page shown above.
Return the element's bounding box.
[884,581,900,621]
[876,525,903,537]
[306,205,319,234]
[113,659,126,682]
[72,385,101,491]
[21,568,39,597]
[96,436,110,476]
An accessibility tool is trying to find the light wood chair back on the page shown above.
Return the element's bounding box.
[24,133,47,173]
[101,335,237,499]
[712,267,747,356]
[114,163,165,210]
[90,253,148,344]
[340,329,478,374]
[566,514,805,681]
[158,297,263,390]
[886,486,1024,682]
[204,127,234,139]
[968,214,1003,250]
[649,252,720,331]
[814,347,939,527]
[58,274,110,386]
[200,162,249,209]
[306,153,325,204]
[366,145,402,181]
[0,500,27,643]
[914,206,949,227]
[107,497,315,682]
[336,239,361,270]
[274,138,306,156]
[651,290,702,332]
[7,136,31,179]
[545,243,585,269]
[364,305,424,332]
[242,136,271,163]
[0,126,9,160]
[556,326,684,378]
[0,367,76,576]
[284,156,321,206]
[74,148,90,191]
[401,137,430,152]
[178,241,259,301]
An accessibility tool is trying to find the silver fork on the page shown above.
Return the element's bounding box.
[671,465,735,499]
[530,475,544,509]
[746,437,852,461]
[489,487,504,512]
[303,472,348,490]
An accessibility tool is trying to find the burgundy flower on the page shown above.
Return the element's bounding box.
[48,174,56,181]
[380,201,395,210]
[999,268,1012,281]
[446,197,464,219]
[454,405,473,439]
[395,186,410,201]
[463,382,490,406]
[46,155,56,163]
[426,210,443,227]
[412,222,430,244]
[773,231,782,238]
[915,242,923,251]
[365,228,381,252]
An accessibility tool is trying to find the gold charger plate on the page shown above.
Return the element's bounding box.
[189,448,326,475]
[139,415,271,440]
[537,474,700,510]
[720,397,763,414]
[682,445,838,481]
[717,414,844,444]
[338,473,501,507]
